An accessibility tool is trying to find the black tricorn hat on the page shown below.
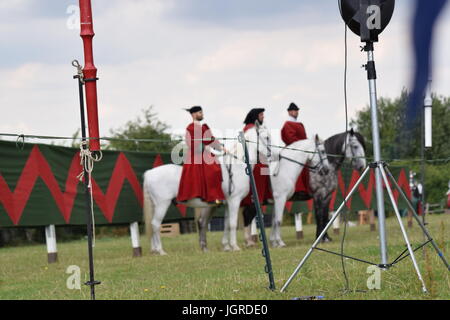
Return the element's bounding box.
[184,106,202,114]
[287,102,299,111]
[244,108,265,125]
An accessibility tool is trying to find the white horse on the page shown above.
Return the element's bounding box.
[269,135,330,248]
[142,126,271,255]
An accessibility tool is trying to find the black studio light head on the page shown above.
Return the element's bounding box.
[339,0,395,42]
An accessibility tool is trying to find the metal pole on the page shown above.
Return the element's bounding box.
[239,132,275,291]
[421,79,432,226]
[424,79,433,148]
[378,164,427,293]
[421,103,426,226]
[74,64,100,300]
[281,166,371,292]
[365,42,388,265]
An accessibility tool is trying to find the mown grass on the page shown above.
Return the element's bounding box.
[0,214,449,300]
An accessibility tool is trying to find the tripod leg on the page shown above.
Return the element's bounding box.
[378,165,428,293]
[280,166,371,293]
[384,166,450,271]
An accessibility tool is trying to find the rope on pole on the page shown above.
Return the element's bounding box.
[1,132,449,164]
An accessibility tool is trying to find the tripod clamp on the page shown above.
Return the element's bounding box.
[368,161,388,169]
[361,42,377,81]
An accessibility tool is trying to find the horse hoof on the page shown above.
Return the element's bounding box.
[201,247,209,253]
[231,245,241,252]
[271,241,279,248]
[278,241,287,248]
[151,249,167,256]
[245,240,256,248]
[223,244,232,252]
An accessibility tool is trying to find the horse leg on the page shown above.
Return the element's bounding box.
[315,203,333,243]
[151,200,171,255]
[228,200,241,251]
[198,207,213,252]
[313,199,323,241]
[271,195,287,248]
[222,207,231,251]
[322,206,333,242]
[243,206,256,247]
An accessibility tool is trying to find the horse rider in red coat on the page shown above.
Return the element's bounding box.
[177,106,226,205]
[241,108,273,245]
[281,102,312,201]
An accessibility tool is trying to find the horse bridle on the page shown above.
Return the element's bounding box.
[256,125,272,165]
[345,134,359,167]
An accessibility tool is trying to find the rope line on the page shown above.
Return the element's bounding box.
[1,132,449,164]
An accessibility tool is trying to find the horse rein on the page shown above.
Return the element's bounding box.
[278,139,327,174]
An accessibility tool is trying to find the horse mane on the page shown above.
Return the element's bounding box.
[324,132,346,164]
[352,131,366,151]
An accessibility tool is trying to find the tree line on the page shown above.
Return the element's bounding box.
[1,93,448,246]
[350,90,449,205]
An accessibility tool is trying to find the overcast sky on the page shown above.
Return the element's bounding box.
[1,0,449,147]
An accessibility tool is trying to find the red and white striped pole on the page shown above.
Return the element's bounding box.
[79,0,100,152]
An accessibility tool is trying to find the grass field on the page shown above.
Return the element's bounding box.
[0,214,449,300]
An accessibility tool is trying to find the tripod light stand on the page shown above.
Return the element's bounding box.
[281,0,450,293]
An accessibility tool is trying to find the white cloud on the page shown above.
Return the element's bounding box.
[0,0,27,10]
[0,0,449,148]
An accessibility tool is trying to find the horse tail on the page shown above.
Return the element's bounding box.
[143,175,154,241]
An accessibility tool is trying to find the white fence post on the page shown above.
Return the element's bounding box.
[331,211,340,235]
[130,222,142,257]
[250,217,258,242]
[45,225,58,263]
[369,209,376,231]
[294,213,304,239]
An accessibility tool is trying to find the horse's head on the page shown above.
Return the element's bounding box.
[310,134,330,175]
[243,124,272,166]
[344,129,366,171]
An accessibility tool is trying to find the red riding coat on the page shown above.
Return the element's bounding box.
[176,122,225,203]
[281,120,311,197]
[240,124,273,206]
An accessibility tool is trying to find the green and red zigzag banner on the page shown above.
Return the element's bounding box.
[0,140,411,227]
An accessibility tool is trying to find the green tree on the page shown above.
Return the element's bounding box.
[107,106,178,152]
[350,90,450,161]
[350,89,415,160]
[421,164,450,206]
[350,91,450,204]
